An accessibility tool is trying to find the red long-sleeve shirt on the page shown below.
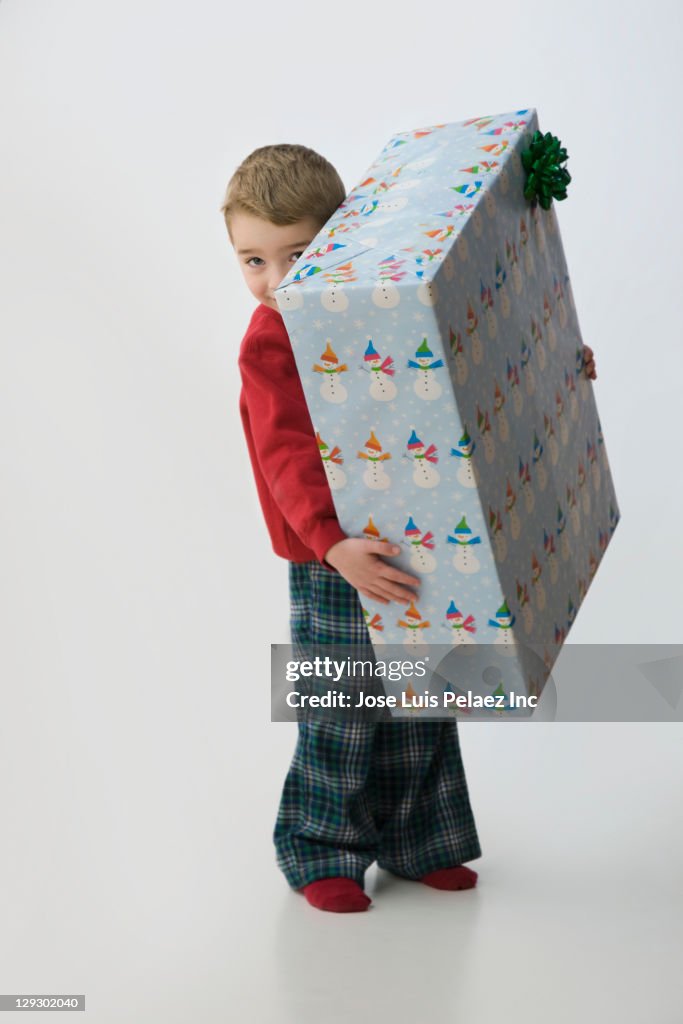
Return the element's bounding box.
[237,302,348,573]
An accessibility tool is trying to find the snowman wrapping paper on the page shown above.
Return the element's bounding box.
[274,108,620,712]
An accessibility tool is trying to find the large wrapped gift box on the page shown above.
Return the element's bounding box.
[274,108,620,709]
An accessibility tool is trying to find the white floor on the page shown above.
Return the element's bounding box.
[1,719,681,1023]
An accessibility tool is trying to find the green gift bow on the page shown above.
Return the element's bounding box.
[520,130,571,210]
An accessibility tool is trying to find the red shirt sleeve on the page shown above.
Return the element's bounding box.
[238,320,347,571]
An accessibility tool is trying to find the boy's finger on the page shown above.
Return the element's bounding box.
[358,587,389,605]
[380,568,421,589]
[382,583,420,604]
[359,579,408,604]
[368,573,412,601]
[370,540,401,556]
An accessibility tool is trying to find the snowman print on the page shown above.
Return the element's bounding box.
[362,607,385,645]
[493,382,510,442]
[505,481,522,540]
[406,427,440,488]
[316,431,346,491]
[508,358,524,416]
[445,600,477,649]
[467,300,484,364]
[521,341,536,396]
[403,517,437,574]
[450,430,477,488]
[321,277,350,313]
[313,340,347,404]
[450,329,469,386]
[531,316,546,372]
[508,240,523,294]
[274,285,303,311]
[362,339,397,402]
[520,216,535,276]
[495,255,511,318]
[372,255,407,308]
[532,433,548,491]
[518,458,535,514]
[488,602,517,656]
[408,337,444,400]
[481,280,498,339]
[544,530,560,585]
[543,294,558,351]
[490,509,508,563]
[447,516,482,574]
[417,279,438,306]
[544,414,560,466]
[531,557,547,612]
[357,429,391,490]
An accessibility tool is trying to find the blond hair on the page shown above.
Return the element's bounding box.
[221,144,346,241]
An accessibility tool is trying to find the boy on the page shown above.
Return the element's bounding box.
[222,143,597,913]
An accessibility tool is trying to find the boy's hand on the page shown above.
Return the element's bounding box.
[324,538,421,605]
[583,344,597,380]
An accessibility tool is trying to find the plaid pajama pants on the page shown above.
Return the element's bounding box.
[273,560,482,890]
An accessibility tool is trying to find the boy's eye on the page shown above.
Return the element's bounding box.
[245,251,305,267]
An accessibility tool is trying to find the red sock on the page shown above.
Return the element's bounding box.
[420,865,478,891]
[300,877,371,913]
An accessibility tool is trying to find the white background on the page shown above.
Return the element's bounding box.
[1,1,682,1021]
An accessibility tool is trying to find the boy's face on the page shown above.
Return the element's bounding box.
[230,211,321,312]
